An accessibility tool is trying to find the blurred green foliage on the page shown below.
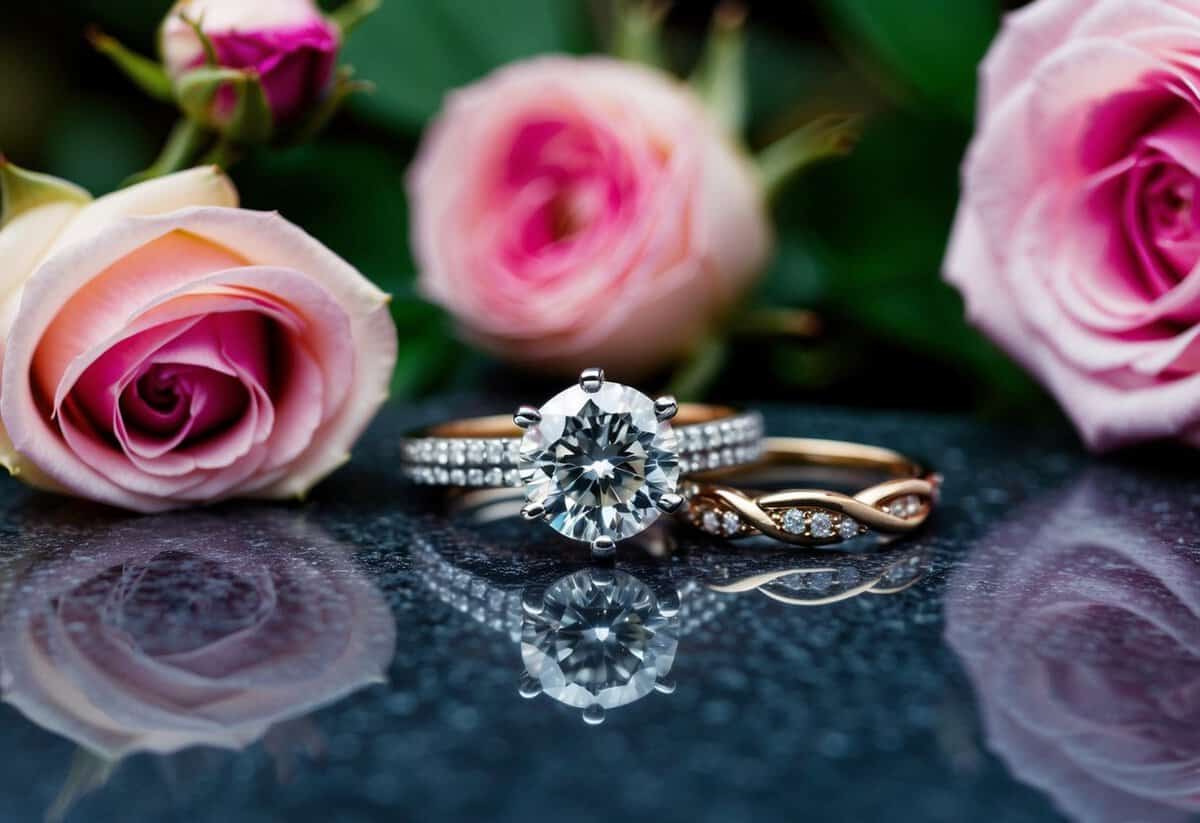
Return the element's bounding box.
[2,0,1048,416]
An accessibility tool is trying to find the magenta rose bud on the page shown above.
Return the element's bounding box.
[160,0,340,127]
[0,166,397,513]
[946,0,1200,451]
[408,56,772,378]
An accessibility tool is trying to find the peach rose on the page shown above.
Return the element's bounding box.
[0,508,395,758]
[0,164,397,512]
[946,471,1200,823]
[946,0,1200,450]
[408,56,772,377]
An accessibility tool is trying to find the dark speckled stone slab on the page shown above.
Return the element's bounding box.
[0,403,1196,823]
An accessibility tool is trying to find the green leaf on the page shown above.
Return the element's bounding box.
[341,0,593,131]
[817,0,1000,120]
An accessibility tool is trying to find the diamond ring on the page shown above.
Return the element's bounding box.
[681,437,941,545]
[401,368,763,555]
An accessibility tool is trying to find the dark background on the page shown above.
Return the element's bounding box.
[1,1,1049,419]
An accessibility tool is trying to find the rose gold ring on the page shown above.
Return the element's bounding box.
[681,437,941,546]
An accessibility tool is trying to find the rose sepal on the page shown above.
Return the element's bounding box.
[286,66,373,145]
[329,0,381,38]
[756,113,862,199]
[0,158,91,228]
[85,28,173,103]
[175,66,275,145]
[610,0,668,68]
[689,3,748,137]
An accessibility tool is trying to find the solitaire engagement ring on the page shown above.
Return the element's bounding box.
[400,368,763,555]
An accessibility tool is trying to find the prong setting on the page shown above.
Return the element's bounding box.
[657,493,684,514]
[653,395,678,422]
[657,587,681,618]
[521,588,545,616]
[521,501,545,521]
[591,535,616,557]
[579,367,605,393]
[513,405,541,429]
[518,673,543,699]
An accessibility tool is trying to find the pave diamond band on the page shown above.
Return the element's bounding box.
[682,437,941,546]
[401,409,764,488]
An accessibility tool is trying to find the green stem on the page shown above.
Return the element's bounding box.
[201,138,243,170]
[125,118,211,186]
[666,337,729,402]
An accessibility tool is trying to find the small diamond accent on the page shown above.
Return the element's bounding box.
[837,518,859,540]
[701,510,722,534]
[782,508,806,535]
[485,440,505,465]
[810,511,834,538]
[721,511,740,535]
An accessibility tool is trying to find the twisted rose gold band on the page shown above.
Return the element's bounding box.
[682,437,941,545]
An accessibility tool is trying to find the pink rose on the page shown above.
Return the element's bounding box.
[0,165,397,512]
[946,472,1200,823]
[0,509,395,759]
[946,0,1200,450]
[160,0,340,126]
[408,56,772,377]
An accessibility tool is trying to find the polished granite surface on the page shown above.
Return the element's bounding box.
[0,402,1196,823]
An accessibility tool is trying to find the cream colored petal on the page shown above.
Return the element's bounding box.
[49,166,238,256]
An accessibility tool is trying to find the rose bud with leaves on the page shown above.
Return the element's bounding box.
[89,0,376,172]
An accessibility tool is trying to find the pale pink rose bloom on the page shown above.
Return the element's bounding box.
[0,510,395,758]
[946,0,1200,450]
[946,472,1200,823]
[160,0,340,125]
[0,167,397,512]
[409,56,772,377]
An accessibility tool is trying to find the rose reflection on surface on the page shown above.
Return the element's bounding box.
[0,507,395,814]
[946,469,1200,823]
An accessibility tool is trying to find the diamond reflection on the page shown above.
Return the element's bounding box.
[946,468,1200,823]
[0,507,395,819]
[520,569,679,724]
[414,513,936,725]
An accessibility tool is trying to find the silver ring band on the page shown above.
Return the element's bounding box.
[400,409,764,488]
